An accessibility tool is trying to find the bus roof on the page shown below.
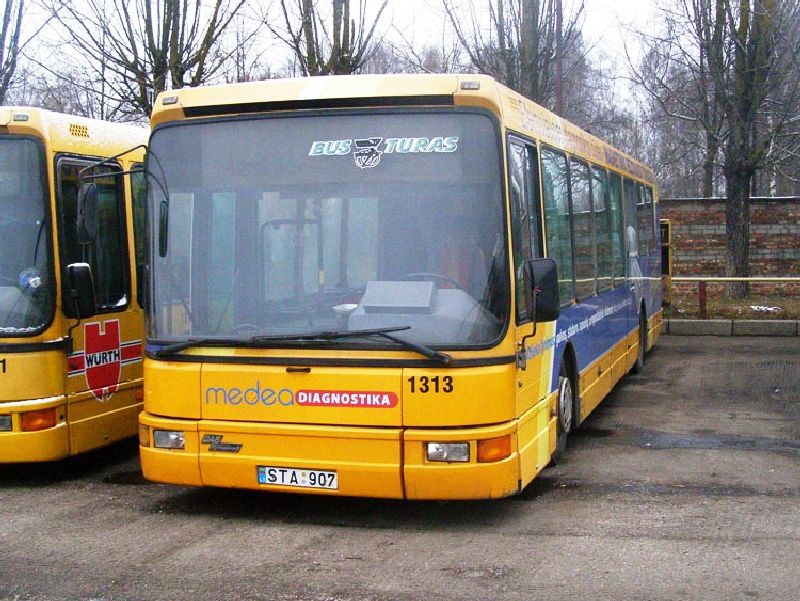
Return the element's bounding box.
[151,73,653,185]
[0,106,148,158]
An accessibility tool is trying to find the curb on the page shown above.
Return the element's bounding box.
[664,319,799,336]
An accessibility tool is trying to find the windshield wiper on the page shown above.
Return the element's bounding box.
[250,326,452,365]
[151,326,453,365]
[149,337,241,357]
[246,325,410,342]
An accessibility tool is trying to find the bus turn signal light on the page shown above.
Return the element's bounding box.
[477,435,512,463]
[139,424,150,447]
[21,408,57,432]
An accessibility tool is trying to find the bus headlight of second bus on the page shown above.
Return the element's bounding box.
[0,415,11,431]
[153,430,185,450]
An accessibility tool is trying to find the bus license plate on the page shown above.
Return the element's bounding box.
[257,466,338,490]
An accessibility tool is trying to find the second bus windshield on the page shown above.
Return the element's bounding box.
[148,110,509,348]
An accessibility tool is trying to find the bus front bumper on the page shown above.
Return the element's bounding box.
[139,412,520,500]
[0,397,69,463]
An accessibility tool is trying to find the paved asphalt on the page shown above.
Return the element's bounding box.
[1,335,799,601]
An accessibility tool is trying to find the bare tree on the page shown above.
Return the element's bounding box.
[0,0,24,103]
[383,22,464,75]
[636,0,800,297]
[441,0,585,113]
[44,0,253,118]
[267,0,389,76]
[224,14,269,83]
[1,0,49,104]
[633,1,729,198]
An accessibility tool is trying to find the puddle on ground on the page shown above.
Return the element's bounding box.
[573,426,616,438]
[625,428,800,454]
[523,475,798,499]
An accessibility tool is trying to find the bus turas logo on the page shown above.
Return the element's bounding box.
[67,319,143,401]
[308,136,459,170]
[204,382,398,409]
[201,434,242,453]
[353,137,383,169]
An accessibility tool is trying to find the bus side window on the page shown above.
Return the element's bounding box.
[622,178,638,263]
[508,139,532,321]
[569,159,595,299]
[608,172,624,285]
[636,183,650,256]
[645,185,656,258]
[131,166,147,308]
[541,147,573,305]
[591,166,612,292]
[58,159,129,312]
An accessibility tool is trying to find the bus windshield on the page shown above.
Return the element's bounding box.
[148,110,509,348]
[0,137,53,336]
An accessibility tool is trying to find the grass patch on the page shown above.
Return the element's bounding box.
[665,293,800,320]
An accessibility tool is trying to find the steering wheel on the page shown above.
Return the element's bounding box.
[397,272,466,291]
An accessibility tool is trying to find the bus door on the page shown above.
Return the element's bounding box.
[57,157,142,455]
[508,137,551,481]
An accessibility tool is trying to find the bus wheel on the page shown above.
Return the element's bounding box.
[633,309,646,373]
[553,362,574,462]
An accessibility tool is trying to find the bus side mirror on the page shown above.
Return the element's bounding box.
[158,200,169,257]
[64,262,97,319]
[77,182,99,244]
[525,258,560,323]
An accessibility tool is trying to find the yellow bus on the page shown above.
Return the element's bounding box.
[0,107,148,462]
[139,74,662,499]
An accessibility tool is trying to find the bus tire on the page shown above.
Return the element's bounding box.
[632,308,646,373]
[552,362,574,463]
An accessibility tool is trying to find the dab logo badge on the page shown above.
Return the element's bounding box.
[353,137,383,169]
[67,319,143,401]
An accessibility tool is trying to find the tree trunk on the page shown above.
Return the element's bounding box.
[723,162,752,299]
[703,132,717,197]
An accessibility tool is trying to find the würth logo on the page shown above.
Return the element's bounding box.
[86,347,121,369]
[67,319,142,401]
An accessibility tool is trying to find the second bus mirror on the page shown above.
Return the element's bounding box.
[64,262,97,320]
[77,182,99,244]
[525,258,560,323]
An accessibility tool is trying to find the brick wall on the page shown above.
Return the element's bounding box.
[659,197,800,295]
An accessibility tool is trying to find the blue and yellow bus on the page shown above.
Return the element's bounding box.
[134,74,662,499]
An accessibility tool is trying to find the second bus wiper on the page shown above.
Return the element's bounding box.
[248,326,453,365]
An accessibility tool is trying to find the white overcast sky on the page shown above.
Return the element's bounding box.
[390,0,658,68]
[20,0,660,86]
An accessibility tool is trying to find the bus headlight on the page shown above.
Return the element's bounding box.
[153,430,185,450]
[426,442,469,463]
[0,415,11,431]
